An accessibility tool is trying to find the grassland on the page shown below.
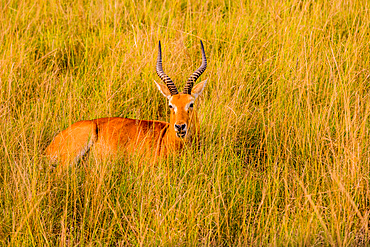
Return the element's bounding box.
[1,0,370,245]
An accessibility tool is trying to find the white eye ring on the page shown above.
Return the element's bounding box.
[189,103,194,108]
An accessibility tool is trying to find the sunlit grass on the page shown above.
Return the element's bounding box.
[1,0,370,245]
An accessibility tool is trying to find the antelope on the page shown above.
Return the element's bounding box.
[46,41,208,165]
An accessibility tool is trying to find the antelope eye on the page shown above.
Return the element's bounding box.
[169,105,173,109]
[189,103,194,108]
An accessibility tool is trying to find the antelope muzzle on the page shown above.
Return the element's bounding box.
[174,123,187,138]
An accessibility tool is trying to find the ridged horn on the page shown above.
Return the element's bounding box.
[156,41,179,95]
[183,40,207,94]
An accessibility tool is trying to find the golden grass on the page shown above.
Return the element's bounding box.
[1,0,370,245]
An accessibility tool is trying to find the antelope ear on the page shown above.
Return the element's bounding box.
[191,79,208,99]
[154,80,172,99]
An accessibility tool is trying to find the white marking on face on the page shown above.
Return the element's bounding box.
[185,101,195,111]
[169,103,177,112]
[168,97,177,113]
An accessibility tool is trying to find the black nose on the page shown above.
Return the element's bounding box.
[174,124,186,131]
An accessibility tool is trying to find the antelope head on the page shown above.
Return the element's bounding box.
[155,41,207,140]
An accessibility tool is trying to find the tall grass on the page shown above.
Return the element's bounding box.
[1,0,370,245]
